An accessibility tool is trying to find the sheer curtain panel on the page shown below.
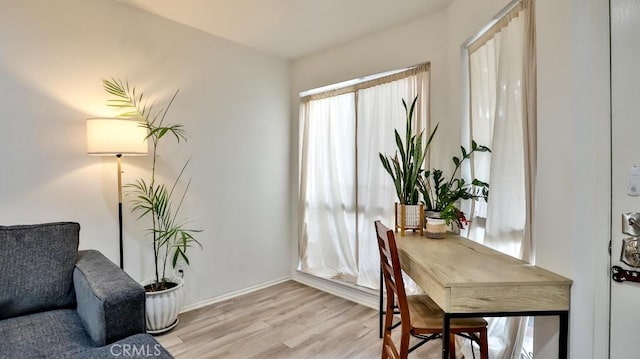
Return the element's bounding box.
[467,0,536,358]
[298,94,358,283]
[356,72,429,289]
[298,65,429,290]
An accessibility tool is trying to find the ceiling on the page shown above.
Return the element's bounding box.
[115,0,451,60]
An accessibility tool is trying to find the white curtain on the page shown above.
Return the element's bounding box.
[298,69,429,290]
[467,0,535,358]
[476,18,527,258]
[356,73,429,289]
[298,93,358,282]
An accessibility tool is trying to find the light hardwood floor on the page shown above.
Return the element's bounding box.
[156,280,457,359]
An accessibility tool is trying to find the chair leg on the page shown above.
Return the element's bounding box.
[379,267,384,339]
[399,331,410,359]
[382,293,397,359]
[479,328,489,359]
[449,333,456,359]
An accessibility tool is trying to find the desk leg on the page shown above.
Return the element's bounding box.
[559,311,569,359]
[442,313,451,359]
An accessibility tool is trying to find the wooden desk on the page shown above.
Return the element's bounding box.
[396,233,572,359]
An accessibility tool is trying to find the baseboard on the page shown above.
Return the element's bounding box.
[179,272,380,314]
[292,271,379,309]
[179,276,291,313]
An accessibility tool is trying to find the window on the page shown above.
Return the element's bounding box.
[465,0,535,262]
[463,0,536,358]
[298,64,429,290]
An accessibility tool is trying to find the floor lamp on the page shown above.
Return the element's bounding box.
[86,118,148,269]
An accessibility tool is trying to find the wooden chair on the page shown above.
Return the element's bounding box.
[383,331,401,359]
[374,220,489,359]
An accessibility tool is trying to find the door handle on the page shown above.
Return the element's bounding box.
[622,212,640,236]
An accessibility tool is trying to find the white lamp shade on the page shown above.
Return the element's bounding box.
[86,117,148,156]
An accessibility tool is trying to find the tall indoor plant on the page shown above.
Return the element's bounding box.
[103,78,202,333]
[379,96,437,235]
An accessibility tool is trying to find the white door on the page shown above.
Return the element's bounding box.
[611,1,640,358]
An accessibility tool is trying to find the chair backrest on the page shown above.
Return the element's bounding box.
[374,220,411,326]
[383,332,401,359]
[0,222,80,320]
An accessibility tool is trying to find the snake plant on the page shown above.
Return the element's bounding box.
[379,96,438,205]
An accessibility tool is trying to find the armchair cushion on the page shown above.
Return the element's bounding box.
[0,222,79,320]
[0,309,94,358]
[74,250,146,346]
[0,309,173,359]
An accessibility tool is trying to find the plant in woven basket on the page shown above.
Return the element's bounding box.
[418,141,490,228]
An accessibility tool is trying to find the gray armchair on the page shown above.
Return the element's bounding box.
[0,222,173,358]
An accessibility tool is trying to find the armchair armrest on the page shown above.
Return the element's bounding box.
[74,250,146,346]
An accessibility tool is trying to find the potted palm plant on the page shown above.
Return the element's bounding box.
[103,78,202,333]
[379,96,437,235]
[418,141,490,238]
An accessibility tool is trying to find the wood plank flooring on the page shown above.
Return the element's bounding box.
[155,280,459,359]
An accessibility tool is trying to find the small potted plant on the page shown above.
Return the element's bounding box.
[418,141,490,238]
[103,78,202,333]
[379,96,437,235]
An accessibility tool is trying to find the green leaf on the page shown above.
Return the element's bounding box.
[394,130,406,167]
[103,78,202,284]
[380,96,434,205]
[180,248,190,265]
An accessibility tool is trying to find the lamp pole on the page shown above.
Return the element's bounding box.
[87,117,147,271]
[117,154,124,269]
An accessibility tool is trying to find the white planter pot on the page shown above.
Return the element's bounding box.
[143,277,184,334]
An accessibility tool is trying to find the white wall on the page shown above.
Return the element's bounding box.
[0,0,292,308]
[291,0,611,357]
[534,0,610,358]
[533,0,574,355]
